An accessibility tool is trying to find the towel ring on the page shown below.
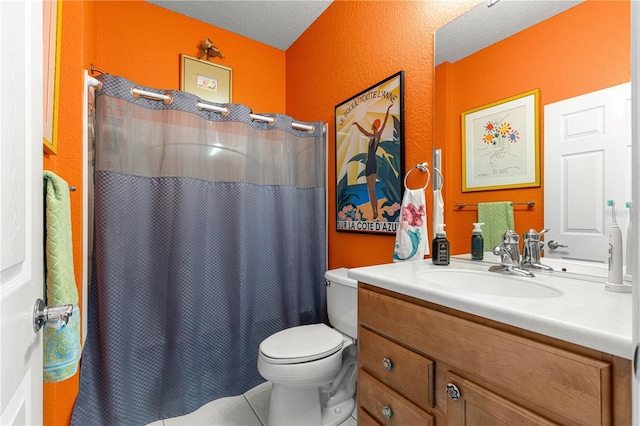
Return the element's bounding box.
[404,162,431,190]
[433,167,444,191]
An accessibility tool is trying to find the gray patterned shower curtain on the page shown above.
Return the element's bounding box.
[71,75,326,425]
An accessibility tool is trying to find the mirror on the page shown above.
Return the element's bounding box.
[434,0,631,276]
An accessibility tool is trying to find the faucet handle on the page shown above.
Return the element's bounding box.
[524,228,550,241]
[502,230,520,244]
[523,229,538,242]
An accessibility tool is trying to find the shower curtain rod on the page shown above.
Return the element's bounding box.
[130,87,322,133]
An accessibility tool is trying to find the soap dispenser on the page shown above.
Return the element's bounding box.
[471,222,485,260]
[432,224,450,265]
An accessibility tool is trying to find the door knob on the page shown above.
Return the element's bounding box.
[33,298,73,332]
[547,240,568,250]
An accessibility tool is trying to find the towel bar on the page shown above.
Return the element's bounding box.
[455,201,535,209]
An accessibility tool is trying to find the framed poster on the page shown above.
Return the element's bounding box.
[180,54,232,103]
[461,89,540,192]
[335,71,404,234]
[43,0,62,154]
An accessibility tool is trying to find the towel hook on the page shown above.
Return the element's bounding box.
[404,162,431,190]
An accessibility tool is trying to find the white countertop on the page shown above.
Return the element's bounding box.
[348,257,633,360]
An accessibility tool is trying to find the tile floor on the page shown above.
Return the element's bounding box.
[148,381,357,426]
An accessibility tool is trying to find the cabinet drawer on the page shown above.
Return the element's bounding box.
[357,408,381,426]
[359,326,434,409]
[359,371,434,426]
[359,287,612,425]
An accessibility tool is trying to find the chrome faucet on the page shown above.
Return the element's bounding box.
[488,230,535,277]
[521,228,554,272]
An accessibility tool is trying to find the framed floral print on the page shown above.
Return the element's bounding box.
[461,89,540,192]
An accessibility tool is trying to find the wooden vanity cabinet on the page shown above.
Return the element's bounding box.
[357,283,632,425]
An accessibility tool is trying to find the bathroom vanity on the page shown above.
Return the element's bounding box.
[349,259,632,425]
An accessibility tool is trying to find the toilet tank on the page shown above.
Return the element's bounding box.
[325,268,358,339]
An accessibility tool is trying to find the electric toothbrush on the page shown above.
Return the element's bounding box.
[607,199,623,285]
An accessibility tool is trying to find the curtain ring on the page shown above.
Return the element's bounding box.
[404,162,431,190]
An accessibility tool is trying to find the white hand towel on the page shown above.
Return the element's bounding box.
[393,188,429,261]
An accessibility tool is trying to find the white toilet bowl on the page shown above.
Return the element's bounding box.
[257,269,358,426]
[257,324,355,425]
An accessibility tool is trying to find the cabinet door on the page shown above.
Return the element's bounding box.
[446,372,558,426]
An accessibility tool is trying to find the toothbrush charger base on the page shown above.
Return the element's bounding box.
[605,281,632,293]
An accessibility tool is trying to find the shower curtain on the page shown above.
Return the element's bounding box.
[71,75,327,425]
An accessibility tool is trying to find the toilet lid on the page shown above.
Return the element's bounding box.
[260,324,344,364]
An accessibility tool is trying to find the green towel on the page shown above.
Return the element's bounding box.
[478,202,515,251]
[43,170,80,382]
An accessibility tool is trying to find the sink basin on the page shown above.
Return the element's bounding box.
[417,269,563,298]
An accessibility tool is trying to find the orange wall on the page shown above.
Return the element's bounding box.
[287,0,479,269]
[435,0,630,254]
[94,1,286,113]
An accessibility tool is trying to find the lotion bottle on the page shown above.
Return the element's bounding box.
[607,199,623,284]
[471,222,485,260]
[432,224,450,265]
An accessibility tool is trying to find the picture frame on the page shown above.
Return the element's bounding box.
[43,0,62,155]
[180,54,232,104]
[461,89,540,192]
[335,71,405,234]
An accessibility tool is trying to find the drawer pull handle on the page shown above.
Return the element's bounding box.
[446,383,461,400]
[382,405,393,419]
[382,357,393,371]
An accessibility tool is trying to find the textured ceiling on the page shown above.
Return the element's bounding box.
[146,0,333,51]
[148,1,585,61]
[435,0,584,65]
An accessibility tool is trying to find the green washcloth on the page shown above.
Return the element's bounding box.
[43,170,80,382]
[478,202,515,251]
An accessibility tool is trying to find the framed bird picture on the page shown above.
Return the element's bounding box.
[180,54,232,104]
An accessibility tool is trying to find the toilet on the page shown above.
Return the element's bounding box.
[257,268,358,426]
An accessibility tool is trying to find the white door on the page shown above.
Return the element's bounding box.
[0,0,44,424]
[544,83,631,263]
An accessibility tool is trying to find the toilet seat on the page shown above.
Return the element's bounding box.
[259,324,344,364]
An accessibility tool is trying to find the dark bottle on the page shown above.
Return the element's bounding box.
[432,224,450,265]
[471,222,485,260]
